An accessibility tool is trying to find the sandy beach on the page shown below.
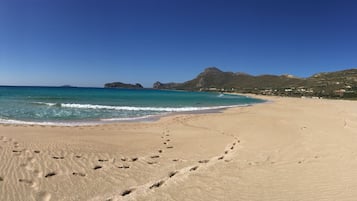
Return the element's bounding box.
[1,96,357,201]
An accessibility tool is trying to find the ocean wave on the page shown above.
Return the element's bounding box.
[0,103,251,126]
[34,102,60,107]
[34,102,249,112]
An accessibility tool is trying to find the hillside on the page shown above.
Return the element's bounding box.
[153,67,357,98]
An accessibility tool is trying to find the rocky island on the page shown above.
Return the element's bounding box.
[104,82,143,89]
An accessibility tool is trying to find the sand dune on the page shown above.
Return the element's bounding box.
[1,96,357,200]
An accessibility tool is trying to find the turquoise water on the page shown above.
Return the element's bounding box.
[0,86,264,125]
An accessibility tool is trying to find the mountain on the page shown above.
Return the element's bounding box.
[154,67,304,90]
[153,67,357,99]
[104,82,143,89]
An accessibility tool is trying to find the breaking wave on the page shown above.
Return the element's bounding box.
[34,102,249,112]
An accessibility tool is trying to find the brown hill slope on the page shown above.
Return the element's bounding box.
[153,67,357,98]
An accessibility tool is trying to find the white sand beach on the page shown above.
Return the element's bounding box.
[1,96,357,201]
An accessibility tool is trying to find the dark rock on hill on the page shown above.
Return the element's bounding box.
[104,82,143,89]
[153,81,180,90]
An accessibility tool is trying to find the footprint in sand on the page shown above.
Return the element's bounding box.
[166,146,173,149]
[198,160,209,164]
[117,164,130,169]
[34,150,41,154]
[13,150,22,156]
[121,189,135,196]
[189,166,199,171]
[52,156,64,160]
[149,180,165,189]
[44,172,57,178]
[168,171,178,178]
[72,172,86,177]
[150,155,160,159]
[0,176,3,181]
[218,156,224,160]
[93,165,102,170]
[98,159,109,162]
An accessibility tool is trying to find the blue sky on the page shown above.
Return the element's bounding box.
[1,0,357,87]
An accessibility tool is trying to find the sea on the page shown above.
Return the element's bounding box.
[0,86,265,126]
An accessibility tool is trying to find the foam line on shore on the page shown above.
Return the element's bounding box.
[34,102,250,112]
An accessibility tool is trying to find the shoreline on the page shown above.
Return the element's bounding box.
[0,98,266,127]
[0,104,253,127]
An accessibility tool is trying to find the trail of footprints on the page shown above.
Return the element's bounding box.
[1,130,239,201]
[0,136,52,200]
[0,131,177,200]
[104,132,241,200]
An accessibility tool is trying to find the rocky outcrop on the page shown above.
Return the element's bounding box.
[152,81,180,89]
[104,82,143,89]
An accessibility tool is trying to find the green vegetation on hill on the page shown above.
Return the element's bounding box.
[153,67,357,99]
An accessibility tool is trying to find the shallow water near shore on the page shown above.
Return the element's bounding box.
[0,86,264,125]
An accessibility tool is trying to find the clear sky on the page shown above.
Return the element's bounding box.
[1,0,357,87]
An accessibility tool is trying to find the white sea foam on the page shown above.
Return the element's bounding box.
[34,102,60,106]
[0,115,161,126]
[100,115,158,122]
[1,102,251,126]
[0,118,98,126]
[34,102,249,112]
